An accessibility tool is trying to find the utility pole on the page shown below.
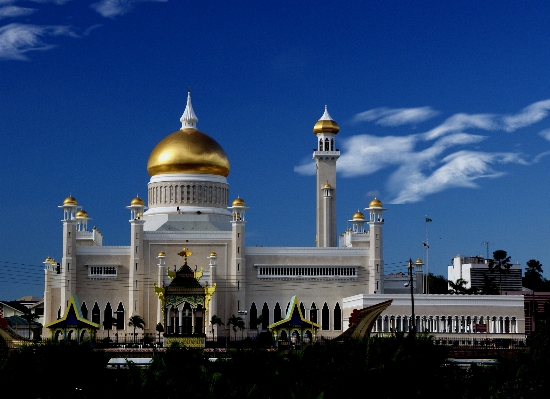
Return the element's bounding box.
[482,241,492,260]
[407,258,416,338]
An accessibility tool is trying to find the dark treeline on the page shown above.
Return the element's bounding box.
[2,323,550,399]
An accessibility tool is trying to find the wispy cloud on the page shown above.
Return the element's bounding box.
[353,106,439,126]
[297,100,550,203]
[0,6,36,20]
[0,23,76,60]
[91,0,167,18]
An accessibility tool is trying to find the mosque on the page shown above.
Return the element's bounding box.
[42,91,386,341]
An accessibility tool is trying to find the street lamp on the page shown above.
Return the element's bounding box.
[407,258,416,338]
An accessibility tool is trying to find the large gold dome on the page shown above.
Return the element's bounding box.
[147,128,230,177]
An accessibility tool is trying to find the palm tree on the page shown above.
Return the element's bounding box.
[210,315,224,341]
[102,316,117,341]
[448,278,470,294]
[237,318,246,339]
[20,312,40,340]
[155,322,164,343]
[227,314,243,341]
[128,315,145,344]
[488,250,512,294]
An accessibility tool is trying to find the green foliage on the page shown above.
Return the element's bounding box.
[488,250,512,293]
[226,314,244,340]
[129,314,145,344]
[426,273,449,294]
[523,259,550,291]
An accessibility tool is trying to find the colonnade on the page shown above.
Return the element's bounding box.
[372,315,518,334]
[165,304,204,335]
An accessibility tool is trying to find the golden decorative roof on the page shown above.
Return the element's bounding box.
[232,197,245,207]
[63,196,77,205]
[147,128,230,177]
[158,251,166,257]
[75,209,88,218]
[369,198,383,208]
[352,211,365,220]
[210,252,217,257]
[130,197,144,206]
[313,105,339,134]
[323,183,332,188]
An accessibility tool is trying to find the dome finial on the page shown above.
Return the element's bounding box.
[180,89,198,129]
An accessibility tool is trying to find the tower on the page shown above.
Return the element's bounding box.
[228,197,248,322]
[127,196,146,317]
[58,196,78,314]
[366,198,386,294]
[313,106,340,247]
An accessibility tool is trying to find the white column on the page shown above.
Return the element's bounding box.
[178,307,183,334]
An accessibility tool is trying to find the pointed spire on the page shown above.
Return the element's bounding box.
[319,105,334,121]
[180,88,198,129]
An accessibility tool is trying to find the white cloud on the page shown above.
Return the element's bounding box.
[0,23,76,60]
[0,6,36,19]
[423,113,498,140]
[538,128,550,141]
[353,106,439,126]
[91,0,167,18]
[503,100,550,132]
[389,151,527,204]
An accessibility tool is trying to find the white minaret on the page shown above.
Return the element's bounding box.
[208,252,218,336]
[127,197,146,317]
[228,197,248,328]
[313,106,340,247]
[58,196,79,315]
[156,251,166,324]
[365,198,386,294]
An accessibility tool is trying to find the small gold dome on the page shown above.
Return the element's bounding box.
[323,183,332,188]
[210,252,217,257]
[76,210,88,218]
[147,128,230,177]
[232,197,245,207]
[415,258,423,265]
[63,196,77,205]
[313,106,339,134]
[130,197,144,206]
[44,256,53,263]
[158,251,166,257]
[352,211,365,220]
[369,198,383,208]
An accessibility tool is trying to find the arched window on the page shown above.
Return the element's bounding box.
[81,302,88,320]
[324,138,329,151]
[280,330,288,341]
[334,303,342,330]
[310,303,317,323]
[104,302,113,330]
[92,302,100,324]
[116,302,124,330]
[322,303,330,330]
[274,302,282,322]
[250,303,258,329]
[262,302,269,330]
[331,138,334,151]
[319,139,323,151]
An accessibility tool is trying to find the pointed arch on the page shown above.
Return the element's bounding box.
[334,302,342,330]
[116,302,125,330]
[104,302,113,330]
[250,302,258,329]
[274,302,282,322]
[262,302,269,330]
[92,302,100,324]
[322,302,330,330]
[310,302,317,323]
[81,302,88,320]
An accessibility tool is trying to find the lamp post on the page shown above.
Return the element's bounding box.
[407,258,416,338]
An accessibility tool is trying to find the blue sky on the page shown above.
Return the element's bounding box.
[2,1,550,300]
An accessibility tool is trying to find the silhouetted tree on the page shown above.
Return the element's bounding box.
[128,315,145,343]
[488,250,511,294]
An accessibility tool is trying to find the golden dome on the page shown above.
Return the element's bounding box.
[352,211,365,220]
[76,210,88,218]
[63,196,77,205]
[147,128,230,177]
[369,198,383,208]
[313,105,339,134]
[44,257,53,263]
[323,183,332,188]
[232,197,246,207]
[210,252,217,257]
[415,258,423,265]
[130,197,144,206]
[158,251,166,257]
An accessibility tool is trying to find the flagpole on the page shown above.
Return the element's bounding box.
[425,216,432,294]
